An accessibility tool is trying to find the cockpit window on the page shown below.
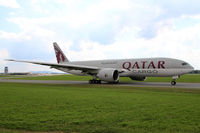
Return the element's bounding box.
[182,62,188,66]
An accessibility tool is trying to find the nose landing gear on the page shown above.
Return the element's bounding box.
[171,80,176,85]
[171,76,179,86]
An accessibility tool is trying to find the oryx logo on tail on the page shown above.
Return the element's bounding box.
[53,42,69,63]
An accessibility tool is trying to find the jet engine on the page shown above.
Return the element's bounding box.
[129,76,146,81]
[97,68,119,82]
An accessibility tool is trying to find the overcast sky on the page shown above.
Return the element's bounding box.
[0,0,200,72]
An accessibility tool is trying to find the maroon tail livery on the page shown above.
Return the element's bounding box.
[53,42,69,63]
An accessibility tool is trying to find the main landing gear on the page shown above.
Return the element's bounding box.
[89,79,101,84]
[171,76,179,86]
[89,76,101,84]
[89,80,119,84]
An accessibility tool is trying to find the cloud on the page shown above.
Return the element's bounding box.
[64,19,200,69]
[0,30,31,40]
[0,0,20,8]
[0,49,9,60]
[7,17,55,37]
[6,0,133,44]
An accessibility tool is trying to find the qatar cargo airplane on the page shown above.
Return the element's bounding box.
[7,42,194,85]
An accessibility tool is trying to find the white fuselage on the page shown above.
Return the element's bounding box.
[56,57,194,77]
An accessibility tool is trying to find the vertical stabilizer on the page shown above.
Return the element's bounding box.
[53,42,69,63]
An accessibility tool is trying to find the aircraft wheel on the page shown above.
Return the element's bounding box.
[89,80,92,84]
[94,80,98,84]
[97,80,101,84]
[89,80,101,84]
[89,80,94,84]
[114,80,119,84]
[171,81,176,85]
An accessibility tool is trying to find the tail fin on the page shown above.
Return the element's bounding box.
[53,42,69,63]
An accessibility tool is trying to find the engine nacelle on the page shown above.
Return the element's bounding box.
[97,68,119,82]
[129,76,146,81]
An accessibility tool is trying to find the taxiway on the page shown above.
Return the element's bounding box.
[0,79,200,89]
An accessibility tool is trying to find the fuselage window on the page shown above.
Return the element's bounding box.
[182,62,188,66]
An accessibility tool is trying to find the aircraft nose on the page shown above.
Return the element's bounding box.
[188,64,194,71]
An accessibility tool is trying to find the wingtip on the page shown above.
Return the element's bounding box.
[5,59,14,61]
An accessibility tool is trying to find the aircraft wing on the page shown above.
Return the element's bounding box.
[6,59,99,71]
[6,59,127,74]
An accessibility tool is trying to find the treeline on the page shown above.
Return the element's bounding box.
[190,70,200,74]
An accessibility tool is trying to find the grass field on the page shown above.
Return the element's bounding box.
[10,74,200,83]
[0,75,13,77]
[0,83,200,133]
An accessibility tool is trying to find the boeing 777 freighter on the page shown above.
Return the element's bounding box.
[7,42,194,85]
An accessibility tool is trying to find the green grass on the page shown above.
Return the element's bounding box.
[12,74,200,83]
[0,75,13,77]
[146,74,200,83]
[0,83,200,133]
[11,74,91,81]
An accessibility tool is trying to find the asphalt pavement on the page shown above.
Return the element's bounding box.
[0,79,200,89]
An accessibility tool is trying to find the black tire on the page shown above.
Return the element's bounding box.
[113,80,119,84]
[89,80,101,84]
[97,80,101,84]
[171,81,176,85]
[89,80,94,84]
[89,80,92,84]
